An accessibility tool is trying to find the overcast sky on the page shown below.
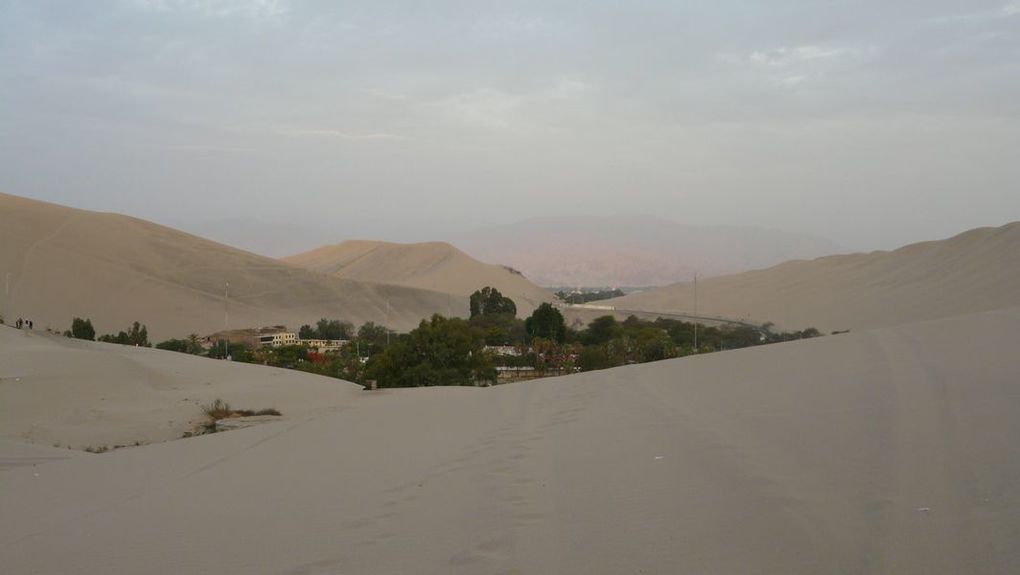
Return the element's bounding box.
[1,0,1018,250]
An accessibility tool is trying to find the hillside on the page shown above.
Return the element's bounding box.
[283,240,553,314]
[3,307,1019,573]
[0,193,458,339]
[603,222,1020,332]
[449,215,843,287]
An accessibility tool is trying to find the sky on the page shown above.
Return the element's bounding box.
[1,0,1018,251]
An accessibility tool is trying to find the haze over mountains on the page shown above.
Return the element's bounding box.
[450,215,844,287]
[283,240,553,315]
[180,214,844,288]
[0,193,465,339]
[603,222,1020,333]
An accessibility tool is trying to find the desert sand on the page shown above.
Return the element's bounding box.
[2,306,1019,574]
[0,192,464,339]
[284,239,553,314]
[602,222,1020,333]
[0,326,363,449]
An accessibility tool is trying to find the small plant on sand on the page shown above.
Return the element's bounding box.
[197,399,282,434]
[84,445,109,454]
[201,398,234,420]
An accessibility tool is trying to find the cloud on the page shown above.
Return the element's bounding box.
[127,0,289,21]
[717,44,877,89]
[278,128,409,142]
[746,45,876,68]
[428,78,591,131]
[471,15,550,40]
[926,3,1020,25]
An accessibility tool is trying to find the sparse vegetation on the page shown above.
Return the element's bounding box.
[198,399,283,434]
[202,398,234,420]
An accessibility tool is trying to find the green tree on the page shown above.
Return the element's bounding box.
[582,315,622,346]
[577,346,616,372]
[366,315,494,388]
[298,318,354,340]
[525,303,566,343]
[70,317,95,341]
[98,321,150,347]
[469,286,517,319]
[156,334,205,355]
[318,318,353,340]
[357,321,392,345]
[635,327,675,362]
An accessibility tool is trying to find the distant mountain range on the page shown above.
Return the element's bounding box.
[448,215,844,287]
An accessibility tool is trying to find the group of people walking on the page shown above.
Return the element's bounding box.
[15,318,33,329]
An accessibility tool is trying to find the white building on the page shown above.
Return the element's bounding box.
[258,332,298,347]
[299,339,349,353]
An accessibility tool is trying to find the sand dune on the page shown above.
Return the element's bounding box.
[0,193,461,339]
[602,222,1020,332]
[0,326,363,449]
[284,239,553,314]
[2,306,1019,573]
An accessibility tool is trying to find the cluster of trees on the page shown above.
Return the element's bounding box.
[66,318,150,347]
[155,334,205,355]
[470,286,517,318]
[62,286,821,390]
[354,287,823,387]
[366,315,494,387]
[554,288,625,305]
[298,318,354,340]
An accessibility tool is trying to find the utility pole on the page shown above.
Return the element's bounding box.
[386,300,391,345]
[224,281,230,330]
[693,272,698,353]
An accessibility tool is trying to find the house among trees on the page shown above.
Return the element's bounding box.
[484,345,521,357]
[258,332,299,347]
[300,338,349,353]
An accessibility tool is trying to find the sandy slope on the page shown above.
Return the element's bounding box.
[0,326,364,449]
[0,192,460,339]
[284,240,553,314]
[2,306,1018,574]
[602,222,1020,332]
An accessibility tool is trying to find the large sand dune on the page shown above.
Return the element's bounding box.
[603,222,1020,332]
[0,326,363,449]
[2,306,1019,574]
[284,239,553,314]
[0,193,461,339]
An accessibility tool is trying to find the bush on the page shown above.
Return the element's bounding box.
[201,399,234,420]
